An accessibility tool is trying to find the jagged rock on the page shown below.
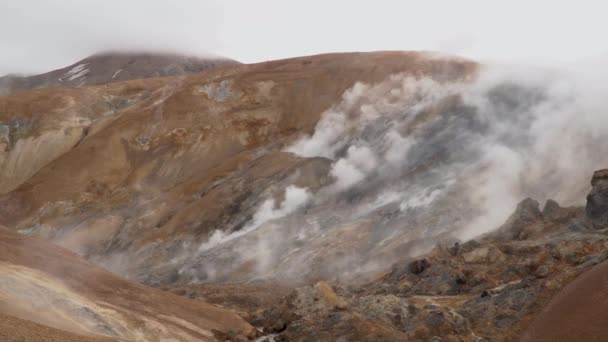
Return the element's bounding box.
[494,198,543,240]
[511,198,543,225]
[586,169,608,228]
[543,199,561,215]
[409,258,430,274]
[542,199,568,222]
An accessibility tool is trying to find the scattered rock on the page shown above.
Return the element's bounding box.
[268,281,347,325]
[350,295,411,330]
[552,241,584,264]
[534,265,550,278]
[463,245,505,264]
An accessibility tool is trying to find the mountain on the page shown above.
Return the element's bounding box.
[0,51,239,95]
[0,51,476,284]
[2,50,608,340]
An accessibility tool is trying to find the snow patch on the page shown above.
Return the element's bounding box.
[64,63,90,81]
[112,69,123,79]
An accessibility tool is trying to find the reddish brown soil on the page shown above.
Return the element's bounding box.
[521,260,608,342]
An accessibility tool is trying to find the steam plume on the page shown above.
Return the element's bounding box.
[181,60,608,282]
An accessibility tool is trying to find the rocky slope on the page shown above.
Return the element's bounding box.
[169,170,608,341]
[1,50,608,340]
[0,51,238,96]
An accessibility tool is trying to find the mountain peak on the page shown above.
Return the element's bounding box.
[0,51,239,95]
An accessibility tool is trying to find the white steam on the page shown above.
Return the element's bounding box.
[184,61,608,283]
[289,66,608,240]
[198,185,311,252]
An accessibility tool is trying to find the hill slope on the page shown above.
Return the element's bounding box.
[0,226,254,341]
[0,52,476,286]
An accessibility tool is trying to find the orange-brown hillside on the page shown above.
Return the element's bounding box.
[0,226,254,341]
[0,52,476,284]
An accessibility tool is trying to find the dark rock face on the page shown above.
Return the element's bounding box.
[494,198,542,240]
[542,199,576,223]
[542,199,561,217]
[509,198,542,228]
[409,258,430,274]
[586,169,608,228]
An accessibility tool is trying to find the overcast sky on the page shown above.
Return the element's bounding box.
[1,0,607,75]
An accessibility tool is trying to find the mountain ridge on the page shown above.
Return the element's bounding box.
[0,51,239,95]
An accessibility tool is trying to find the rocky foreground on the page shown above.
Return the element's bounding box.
[167,169,608,341]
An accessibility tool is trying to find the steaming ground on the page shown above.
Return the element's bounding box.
[3,52,607,287]
[178,63,608,283]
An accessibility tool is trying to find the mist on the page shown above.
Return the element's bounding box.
[0,0,222,75]
[3,1,607,76]
[178,57,608,283]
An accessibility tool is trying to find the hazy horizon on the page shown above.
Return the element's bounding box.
[1,0,608,75]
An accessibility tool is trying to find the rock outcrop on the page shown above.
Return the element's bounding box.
[586,169,608,228]
[493,198,543,240]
